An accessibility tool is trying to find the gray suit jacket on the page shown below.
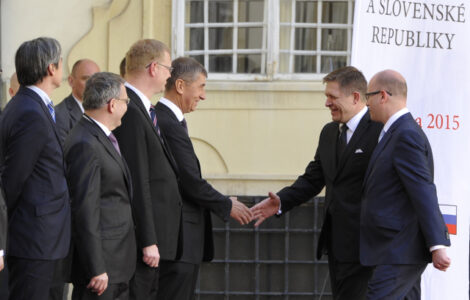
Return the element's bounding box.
[56,94,83,144]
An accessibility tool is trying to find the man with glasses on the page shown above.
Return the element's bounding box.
[361,69,451,299]
[0,37,71,300]
[113,39,184,300]
[251,66,383,300]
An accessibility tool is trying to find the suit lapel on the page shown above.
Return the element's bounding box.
[82,116,132,195]
[66,96,83,124]
[324,123,340,178]
[21,87,64,151]
[363,113,409,184]
[336,112,371,175]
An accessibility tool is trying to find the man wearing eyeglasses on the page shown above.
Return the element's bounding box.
[361,69,451,299]
[251,66,384,300]
[113,39,184,300]
[64,72,135,300]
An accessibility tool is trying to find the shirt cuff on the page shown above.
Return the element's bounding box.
[276,202,282,216]
[0,250,4,257]
[430,245,447,252]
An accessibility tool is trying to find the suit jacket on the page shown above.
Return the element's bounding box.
[360,112,450,266]
[0,185,6,253]
[155,102,232,264]
[55,94,83,145]
[113,87,183,260]
[0,86,71,260]
[64,117,136,284]
[277,111,382,262]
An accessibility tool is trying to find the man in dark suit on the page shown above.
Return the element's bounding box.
[0,37,71,300]
[251,66,383,300]
[64,72,136,299]
[0,183,6,272]
[362,69,451,299]
[155,57,252,300]
[56,59,100,144]
[113,39,184,300]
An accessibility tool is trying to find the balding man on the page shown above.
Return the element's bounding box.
[8,72,19,98]
[362,70,451,299]
[56,59,100,144]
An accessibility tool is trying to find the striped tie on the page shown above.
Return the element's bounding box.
[149,105,162,138]
[47,101,56,122]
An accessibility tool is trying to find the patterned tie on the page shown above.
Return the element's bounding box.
[149,105,162,138]
[47,101,56,122]
[108,132,121,156]
[181,119,188,133]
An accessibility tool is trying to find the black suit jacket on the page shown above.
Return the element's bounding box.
[360,112,450,266]
[0,185,6,253]
[155,102,232,264]
[113,87,183,260]
[277,111,382,262]
[0,86,71,260]
[56,94,83,145]
[64,117,136,284]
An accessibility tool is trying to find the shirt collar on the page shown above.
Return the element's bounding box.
[84,114,111,136]
[345,106,368,135]
[383,107,409,133]
[72,94,84,113]
[159,97,184,122]
[26,85,53,107]
[125,82,152,116]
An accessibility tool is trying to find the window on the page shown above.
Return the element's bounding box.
[173,0,354,80]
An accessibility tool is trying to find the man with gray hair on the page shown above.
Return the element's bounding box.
[155,57,252,300]
[64,72,136,300]
[0,37,71,300]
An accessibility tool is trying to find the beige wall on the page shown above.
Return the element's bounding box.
[1,0,330,196]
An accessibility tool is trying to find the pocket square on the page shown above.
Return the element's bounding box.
[355,149,363,153]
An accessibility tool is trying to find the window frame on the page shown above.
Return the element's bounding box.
[172,0,354,81]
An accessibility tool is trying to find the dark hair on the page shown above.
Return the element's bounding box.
[15,37,62,86]
[323,66,367,98]
[83,72,124,110]
[165,57,207,91]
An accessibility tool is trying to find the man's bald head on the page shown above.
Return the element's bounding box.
[68,59,100,101]
[9,72,19,98]
[370,69,407,99]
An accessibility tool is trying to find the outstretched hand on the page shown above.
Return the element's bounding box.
[251,192,281,227]
[230,197,253,225]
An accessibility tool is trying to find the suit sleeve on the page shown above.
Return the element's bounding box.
[114,110,158,249]
[1,109,47,212]
[0,187,6,252]
[393,129,450,247]
[277,146,326,214]
[65,140,106,278]
[163,123,232,221]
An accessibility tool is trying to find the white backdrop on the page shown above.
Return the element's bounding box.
[351,0,469,298]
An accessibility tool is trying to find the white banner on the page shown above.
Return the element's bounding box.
[351,0,469,299]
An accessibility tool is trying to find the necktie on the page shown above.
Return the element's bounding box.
[108,132,121,156]
[149,105,162,138]
[181,119,188,133]
[378,129,385,142]
[336,123,348,163]
[47,101,56,122]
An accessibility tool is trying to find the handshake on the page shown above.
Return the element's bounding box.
[229,192,280,227]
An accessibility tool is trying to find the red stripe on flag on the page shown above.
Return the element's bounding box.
[446,224,456,235]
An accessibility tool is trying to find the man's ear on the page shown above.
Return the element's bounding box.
[175,78,185,95]
[352,91,361,104]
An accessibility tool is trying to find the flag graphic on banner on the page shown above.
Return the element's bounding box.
[439,205,457,235]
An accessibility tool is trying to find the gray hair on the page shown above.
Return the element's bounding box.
[165,57,207,91]
[15,37,62,86]
[83,72,124,110]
